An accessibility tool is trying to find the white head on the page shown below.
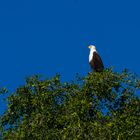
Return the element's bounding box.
[88,45,97,62]
[88,45,96,51]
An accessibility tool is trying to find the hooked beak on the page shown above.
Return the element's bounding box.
[88,45,91,49]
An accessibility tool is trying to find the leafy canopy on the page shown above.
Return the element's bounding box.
[0,68,140,139]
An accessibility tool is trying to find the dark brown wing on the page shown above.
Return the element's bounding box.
[93,52,104,72]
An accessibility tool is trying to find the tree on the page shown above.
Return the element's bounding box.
[0,68,140,139]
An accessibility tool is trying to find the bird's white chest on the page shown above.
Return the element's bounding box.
[89,50,95,62]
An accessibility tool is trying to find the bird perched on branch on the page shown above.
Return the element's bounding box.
[88,45,104,72]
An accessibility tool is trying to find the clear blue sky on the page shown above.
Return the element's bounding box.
[0,0,140,114]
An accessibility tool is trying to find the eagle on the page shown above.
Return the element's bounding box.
[88,45,104,72]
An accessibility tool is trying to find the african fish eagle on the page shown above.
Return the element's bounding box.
[88,45,104,72]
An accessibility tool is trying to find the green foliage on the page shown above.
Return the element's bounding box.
[0,69,140,139]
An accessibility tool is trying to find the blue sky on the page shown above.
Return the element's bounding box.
[0,0,140,114]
